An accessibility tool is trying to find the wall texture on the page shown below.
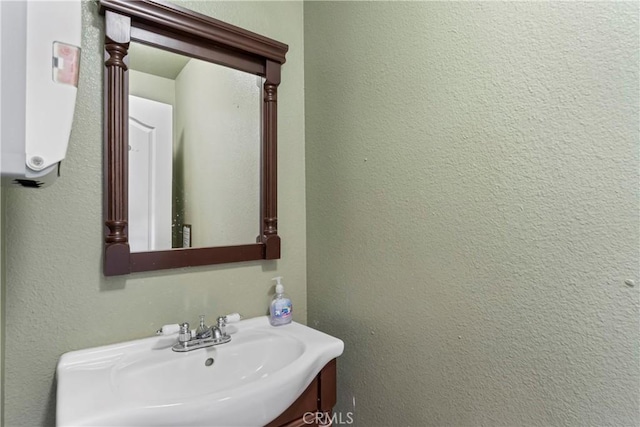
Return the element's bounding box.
[129,69,176,107]
[305,2,639,426]
[2,1,304,425]
[176,60,261,247]
[1,187,3,426]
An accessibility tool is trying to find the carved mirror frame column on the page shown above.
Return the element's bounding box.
[100,0,288,276]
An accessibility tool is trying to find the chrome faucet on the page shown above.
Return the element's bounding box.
[171,314,238,352]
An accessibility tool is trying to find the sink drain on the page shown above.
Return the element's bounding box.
[205,358,214,367]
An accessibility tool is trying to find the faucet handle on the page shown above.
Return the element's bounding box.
[156,323,180,335]
[178,322,191,343]
[217,313,241,328]
[224,313,242,324]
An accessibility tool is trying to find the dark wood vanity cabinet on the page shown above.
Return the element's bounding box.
[266,359,337,427]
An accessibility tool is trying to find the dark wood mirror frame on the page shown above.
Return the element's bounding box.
[99,0,288,276]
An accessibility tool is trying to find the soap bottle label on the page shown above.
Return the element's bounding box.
[274,299,292,319]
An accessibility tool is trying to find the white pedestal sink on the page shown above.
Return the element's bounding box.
[56,316,344,426]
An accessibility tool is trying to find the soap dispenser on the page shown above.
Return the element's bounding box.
[269,276,292,326]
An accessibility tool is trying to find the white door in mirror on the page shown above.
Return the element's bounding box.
[128,95,173,252]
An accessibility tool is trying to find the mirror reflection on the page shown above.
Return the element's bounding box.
[127,42,261,253]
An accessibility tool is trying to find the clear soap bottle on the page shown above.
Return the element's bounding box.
[269,276,292,326]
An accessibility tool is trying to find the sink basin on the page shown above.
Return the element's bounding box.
[56,316,344,426]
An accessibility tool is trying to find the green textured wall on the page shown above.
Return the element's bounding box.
[1,187,3,426]
[305,2,639,426]
[2,1,304,425]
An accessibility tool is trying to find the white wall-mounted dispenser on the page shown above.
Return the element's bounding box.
[1,0,81,188]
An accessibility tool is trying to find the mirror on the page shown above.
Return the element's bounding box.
[127,42,261,252]
[100,0,288,276]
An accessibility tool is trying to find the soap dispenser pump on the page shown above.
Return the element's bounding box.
[269,276,292,326]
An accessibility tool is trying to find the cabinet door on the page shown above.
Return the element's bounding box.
[265,378,319,427]
[265,359,338,427]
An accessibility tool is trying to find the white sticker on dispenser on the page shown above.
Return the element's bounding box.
[52,41,80,87]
